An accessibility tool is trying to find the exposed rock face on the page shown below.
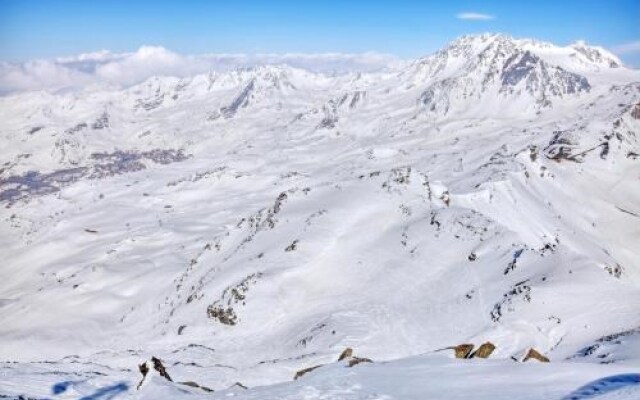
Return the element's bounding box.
[206,305,238,325]
[137,362,149,390]
[180,381,214,392]
[338,347,353,361]
[230,382,248,390]
[347,357,373,367]
[632,103,640,120]
[571,326,640,363]
[454,344,475,359]
[91,112,110,129]
[523,348,550,362]
[151,356,172,381]
[471,342,496,359]
[206,272,263,325]
[137,356,215,392]
[294,365,323,380]
[0,149,189,205]
[500,51,591,96]
[221,80,255,118]
[339,348,373,367]
[285,239,299,252]
[137,356,172,390]
[293,348,373,380]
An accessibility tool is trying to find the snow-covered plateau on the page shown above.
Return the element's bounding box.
[1,34,640,399]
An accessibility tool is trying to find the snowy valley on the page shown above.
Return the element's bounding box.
[1,34,640,399]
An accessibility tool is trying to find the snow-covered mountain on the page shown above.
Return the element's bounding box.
[1,34,640,399]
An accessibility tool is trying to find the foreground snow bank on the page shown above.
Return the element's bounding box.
[2,354,640,400]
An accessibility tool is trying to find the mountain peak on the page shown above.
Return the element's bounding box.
[568,41,622,68]
[434,34,624,71]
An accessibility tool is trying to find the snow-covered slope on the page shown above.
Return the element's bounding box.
[1,34,640,399]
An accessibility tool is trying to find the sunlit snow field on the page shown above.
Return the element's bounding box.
[1,34,639,399]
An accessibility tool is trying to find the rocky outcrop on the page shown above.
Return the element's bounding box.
[206,305,238,325]
[631,103,640,120]
[151,356,172,381]
[180,381,214,392]
[454,344,475,359]
[337,348,373,367]
[230,382,248,390]
[137,356,172,389]
[294,365,323,380]
[207,272,263,325]
[137,356,215,393]
[470,342,496,359]
[137,362,149,390]
[294,348,373,380]
[285,239,299,252]
[338,347,353,361]
[523,348,550,362]
[445,342,496,359]
[347,357,373,367]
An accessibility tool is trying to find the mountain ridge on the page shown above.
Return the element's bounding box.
[1,33,640,399]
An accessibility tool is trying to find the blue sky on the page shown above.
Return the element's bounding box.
[1,0,639,64]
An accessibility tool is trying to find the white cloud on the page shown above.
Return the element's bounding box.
[611,40,640,55]
[456,12,495,21]
[0,47,400,95]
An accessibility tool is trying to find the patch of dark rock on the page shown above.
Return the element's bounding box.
[257,353,317,365]
[92,112,110,129]
[171,361,202,367]
[631,103,640,119]
[571,326,640,363]
[491,280,532,322]
[615,206,639,217]
[501,51,590,95]
[137,362,149,389]
[179,381,213,392]
[285,240,299,252]
[65,122,88,134]
[182,344,216,353]
[600,141,610,159]
[0,168,85,204]
[230,382,248,390]
[604,263,623,278]
[347,357,373,367]
[206,305,237,325]
[223,80,255,118]
[1,149,188,204]
[504,249,524,275]
[207,273,262,324]
[151,356,172,381]
[28,126,43,135]
[318,115,337,129]
[294,365,323,380]
[529,145,538,162]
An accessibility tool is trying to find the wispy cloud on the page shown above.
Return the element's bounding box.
[611,40,640,55]
[456,12,495,21]
[0,47,401,94]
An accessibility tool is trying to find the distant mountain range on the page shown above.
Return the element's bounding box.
[1,34,639,399]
